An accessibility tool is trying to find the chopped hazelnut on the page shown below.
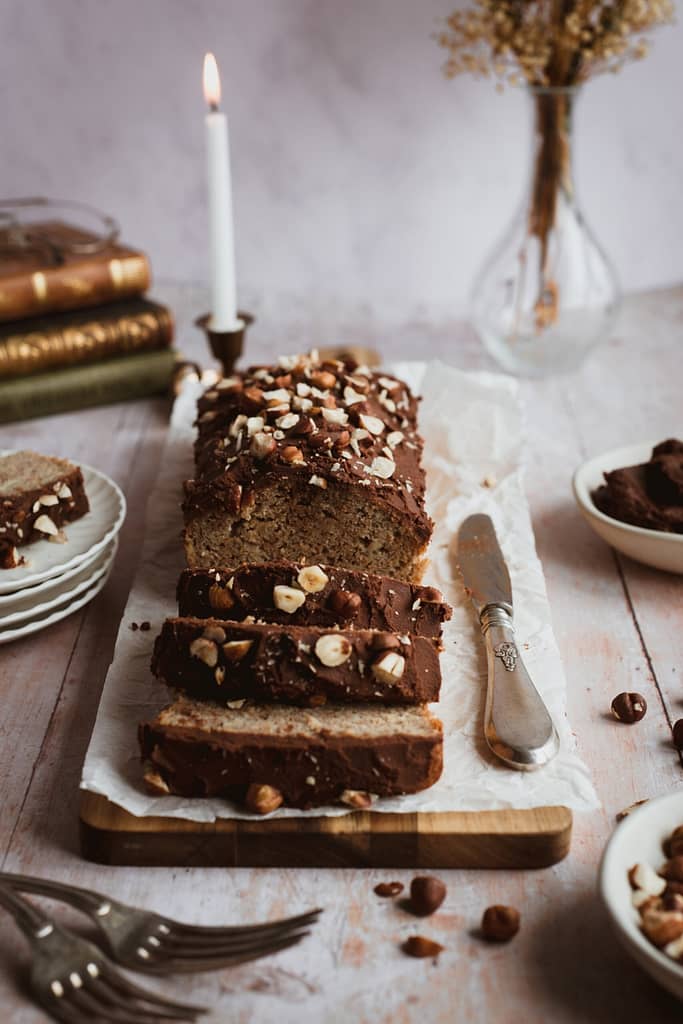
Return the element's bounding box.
[203,624,227,644]
[371,651,406,685]
[250,432,277,459]
[34,514,58,536]
[223,639,254,662]
[340,789,374,809]
[628,862,666,896]
[189,636,218,668]
[311,370,336,390]
[245,784,283,815]
[281,445,305,465]
[358,413,384,436]
[273,585,306,613]
[298,564,329,593]
[369,456,395,479]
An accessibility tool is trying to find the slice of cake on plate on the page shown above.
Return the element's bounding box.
[0,450,89,568]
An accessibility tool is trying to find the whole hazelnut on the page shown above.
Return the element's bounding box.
[481,905,520,942]
[401,935,444,959]
[672,720,683,751]
[374,881,404,898]
[208,583,236,611]
[244,784,283,815]
[281,445,305,465]
[662,857,683,883]
[370,632,402,653]
[610,692,647,724]
[641,908,683,947]
[663,891,683,913]
[419,586,444,604]
[409,876,447,917]
[329,589,362,621]
[668,826,683,858]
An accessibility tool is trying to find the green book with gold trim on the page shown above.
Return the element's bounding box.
[0,348,177,424]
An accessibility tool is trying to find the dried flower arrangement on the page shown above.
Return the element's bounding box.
[438,1,674,334]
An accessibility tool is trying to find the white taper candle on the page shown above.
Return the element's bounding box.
[203,53,238,332]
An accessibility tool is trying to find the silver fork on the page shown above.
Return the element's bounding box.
[1,872,321,974]
[0,884,204,1023]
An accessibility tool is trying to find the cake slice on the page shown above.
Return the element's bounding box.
[0,450,89,568]
[139,696,443,809]
[152,617,442,706]
[182,352,433,582]
[176,561,451,640]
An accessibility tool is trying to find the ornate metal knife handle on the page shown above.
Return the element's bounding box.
[479,604,559,770]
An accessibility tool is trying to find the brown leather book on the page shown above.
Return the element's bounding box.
[0,297,173,379]
[0,220,151,322]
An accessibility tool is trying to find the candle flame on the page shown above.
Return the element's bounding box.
[203,52,221,108]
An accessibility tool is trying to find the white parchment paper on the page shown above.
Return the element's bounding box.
[81,361,598,820]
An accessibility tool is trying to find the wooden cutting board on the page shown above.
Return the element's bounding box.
[79,792,571,868]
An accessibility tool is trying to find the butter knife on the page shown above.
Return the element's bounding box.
[456,513,559,771]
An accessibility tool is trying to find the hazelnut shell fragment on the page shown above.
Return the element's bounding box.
[402,935,444,959]
[374,882,404,898]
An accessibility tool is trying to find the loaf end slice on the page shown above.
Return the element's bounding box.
[139,697,443,809]
[182,352,433,582]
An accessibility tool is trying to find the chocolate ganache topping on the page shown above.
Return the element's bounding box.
[182,350,432,542]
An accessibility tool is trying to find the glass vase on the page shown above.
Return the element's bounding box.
[471,86,620,377]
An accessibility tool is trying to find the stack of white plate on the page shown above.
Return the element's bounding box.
[0,459,126,644]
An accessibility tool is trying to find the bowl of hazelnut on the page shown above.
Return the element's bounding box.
[572,440,683,574]
[599,790,683,1001]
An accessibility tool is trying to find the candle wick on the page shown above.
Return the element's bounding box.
[209,101,219,113]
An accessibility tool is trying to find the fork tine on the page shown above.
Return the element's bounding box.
[160,925,312,959]
[168,907,322,941]
[159,914,319,953]
[102,965,205,1018]
[84,975,193,1023]
[68,984,171,1024]
[41,995,91,1024]
[154,929,311,974]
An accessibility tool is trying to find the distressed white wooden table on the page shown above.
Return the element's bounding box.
[1,284,681,1023]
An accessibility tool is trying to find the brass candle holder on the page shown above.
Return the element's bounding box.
[195,311,254,376]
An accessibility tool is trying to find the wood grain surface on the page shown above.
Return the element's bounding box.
[1,283,682,1023]
[79,794,572,869]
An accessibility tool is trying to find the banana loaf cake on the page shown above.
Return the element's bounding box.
[0,450,89,568]
[140,696,443,809]
[177,561,451,639]
[152,617,442,706]
[182,351,433,582]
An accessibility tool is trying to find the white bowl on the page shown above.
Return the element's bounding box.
[573,442,683,574]
[599,790,683,1001]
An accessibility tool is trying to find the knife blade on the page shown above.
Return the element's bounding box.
[456,514,559,771]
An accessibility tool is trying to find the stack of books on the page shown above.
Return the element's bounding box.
[0,220,177,423]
